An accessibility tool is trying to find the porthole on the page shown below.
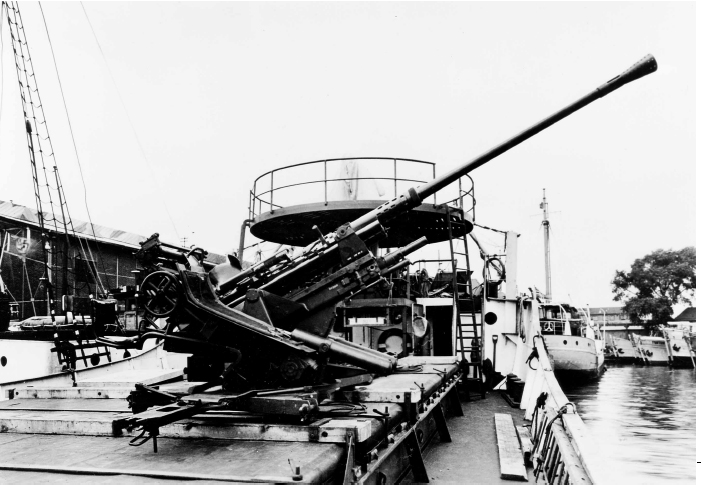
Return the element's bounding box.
[576,341,579,346]
[563,340,567,345]
[485,312,498,325]
[0,356,6,367]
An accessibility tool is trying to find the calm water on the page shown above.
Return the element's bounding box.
[562,365,696,484]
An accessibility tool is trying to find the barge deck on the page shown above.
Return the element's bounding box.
[0,356,537,483]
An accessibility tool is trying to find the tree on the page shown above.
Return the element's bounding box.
[612,247,695,332]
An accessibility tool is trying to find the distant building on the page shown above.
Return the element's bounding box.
[0,200,224,320]
[587,306,646,340]
[671,307,696,324]
[587,306,632,325]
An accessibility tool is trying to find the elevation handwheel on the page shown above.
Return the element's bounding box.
[141,271,181,317]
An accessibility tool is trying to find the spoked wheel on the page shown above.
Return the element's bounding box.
[141,271,181,317]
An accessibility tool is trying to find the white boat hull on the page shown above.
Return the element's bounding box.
[635,336,668,365]
[0,337,156,385]
[544,335,605,380]
[610,335,637,362]
[0,339,187,400]
[662,329,695,368]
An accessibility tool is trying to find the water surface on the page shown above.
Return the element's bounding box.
[562,365,696,484]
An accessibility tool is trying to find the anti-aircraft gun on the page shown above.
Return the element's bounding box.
[99,55,656,428]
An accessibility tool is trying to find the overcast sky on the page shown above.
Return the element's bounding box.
[0,2,695,309]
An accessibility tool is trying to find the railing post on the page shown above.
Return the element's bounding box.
[393,159,397,197]
[324,160,328,205]
[472,180,476,220]
[432,164,437,206]
[458,177,463,209]
[270,171,274,214]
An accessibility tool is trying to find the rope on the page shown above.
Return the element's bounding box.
[80,2,180,241]
[39,3,110,293]
[4,2,55,319]
[22,260,36,315]
[3,2,116,297]
[472,221,508,234]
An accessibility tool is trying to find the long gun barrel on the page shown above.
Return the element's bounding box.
[125,54,658,397]
[220,54,657,308]
[349,54,658,233]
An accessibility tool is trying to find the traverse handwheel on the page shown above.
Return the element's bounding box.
[141,271,181,317]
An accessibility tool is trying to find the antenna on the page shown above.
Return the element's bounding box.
[541,189,552,301]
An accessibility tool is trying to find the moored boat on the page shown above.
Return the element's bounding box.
[633,334,668,366]
[536,192,604,381]
[608,334,637,363]
[540,303,605,380]
[662,322,696,368]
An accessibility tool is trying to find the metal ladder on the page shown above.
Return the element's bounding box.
[445,206,484,400]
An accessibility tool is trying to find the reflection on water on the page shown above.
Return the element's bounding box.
[562,365,696,484]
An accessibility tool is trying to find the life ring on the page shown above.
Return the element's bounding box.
[486,257,506,280]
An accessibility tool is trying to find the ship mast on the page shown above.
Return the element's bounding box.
[540,189,552,301]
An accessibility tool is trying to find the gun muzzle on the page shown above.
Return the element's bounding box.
[346,55,657,235]
[377,236,429,269]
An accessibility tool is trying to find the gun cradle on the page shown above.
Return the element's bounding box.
[97,228,402,392]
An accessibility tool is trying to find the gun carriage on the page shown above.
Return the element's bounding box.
[88,55,656,480]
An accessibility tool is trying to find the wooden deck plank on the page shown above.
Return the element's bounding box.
[13,386,133,399]
[0,398,128,412]
[77,368,183,387]
[515,425,533,464]
[494,413,528,481]
[0,409,372,443]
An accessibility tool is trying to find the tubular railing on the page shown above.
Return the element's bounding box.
[247,157,476,222]
[521,336,606,484]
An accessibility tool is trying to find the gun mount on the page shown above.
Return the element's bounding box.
[97,55,656,422]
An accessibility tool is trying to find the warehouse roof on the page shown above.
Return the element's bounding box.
[0,199,225,263]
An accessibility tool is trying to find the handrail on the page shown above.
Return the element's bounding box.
[255,176,430,200]
[527,334,608,484]
[251,156,435,187]
[247,157,476,221]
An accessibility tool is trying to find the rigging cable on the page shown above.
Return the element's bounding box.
[3,2,55,318]
[38,2,110,294]
[4,2,108,302]
[79,2,181,241]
